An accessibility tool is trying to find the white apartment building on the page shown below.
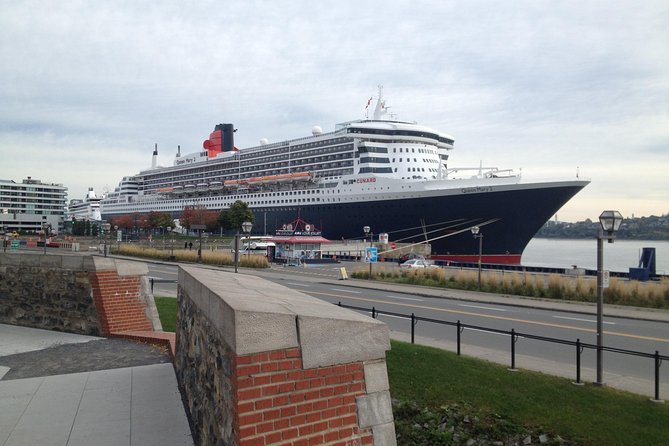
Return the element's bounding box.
[0,177,67,234]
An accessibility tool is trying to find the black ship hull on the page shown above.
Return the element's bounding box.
[248,182,586,264]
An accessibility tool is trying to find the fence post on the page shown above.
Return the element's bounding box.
[509,329,518,371]
[573,339,584,386]
[652,351,663,403]
[411,313,415,344]
[457,320,462,356]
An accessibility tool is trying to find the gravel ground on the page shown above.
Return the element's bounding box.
[0,338,171,380]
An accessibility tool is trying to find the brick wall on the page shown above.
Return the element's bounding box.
[175,266,396,446]
[0,253,160,337]
[89,270,153,335]
[235,348,374,446]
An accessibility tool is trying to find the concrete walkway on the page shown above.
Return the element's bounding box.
[0,324,193,446]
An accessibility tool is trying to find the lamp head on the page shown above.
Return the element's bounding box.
[599,210,623,234]
[241,221,253,234]
[363,225,370,235]
[470,226,480,236]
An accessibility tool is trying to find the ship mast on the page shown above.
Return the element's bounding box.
[372,85,388,120]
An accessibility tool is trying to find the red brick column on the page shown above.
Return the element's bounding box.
[89,270,153,336]
[234,347,374,446]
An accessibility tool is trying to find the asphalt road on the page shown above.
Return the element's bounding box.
[148,261,669,397]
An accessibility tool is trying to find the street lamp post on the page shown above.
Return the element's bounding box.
[595,210,623,386]
[114,225,119,254]
[167,225,174,259]
[470,226,483,290]
[42,223,51,255]
[242,221,253,261]
[234,230,240,273]
[101,222,111,257]
[363,225,372,280]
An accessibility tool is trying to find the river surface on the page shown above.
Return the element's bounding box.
[521,238,668,274]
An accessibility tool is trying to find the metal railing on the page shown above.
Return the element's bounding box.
[337,302,667,402]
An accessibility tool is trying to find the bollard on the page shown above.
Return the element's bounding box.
[576,339,582,384]
[653,351,663,402]
[510,328,517,371]
[371,307,376,319]
[411,313,415,344]
[457,320,462,355]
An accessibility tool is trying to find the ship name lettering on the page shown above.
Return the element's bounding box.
[461,186,492,193]
[175,157,197,166]
[356,178,376,183]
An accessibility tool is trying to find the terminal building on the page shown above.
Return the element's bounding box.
[0,177,68,234]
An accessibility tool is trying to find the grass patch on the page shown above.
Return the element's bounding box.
[388,340,669,446]
[154,297,177,332]
[153,297,668,445]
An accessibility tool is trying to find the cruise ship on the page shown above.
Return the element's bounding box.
[100,88,589,264]
[66,187,102,221]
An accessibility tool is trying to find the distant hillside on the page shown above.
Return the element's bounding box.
[536,213,669,240]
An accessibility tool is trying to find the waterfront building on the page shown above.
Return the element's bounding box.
[0,177,68,234]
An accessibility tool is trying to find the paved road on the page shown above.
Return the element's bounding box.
[148,261,669,398]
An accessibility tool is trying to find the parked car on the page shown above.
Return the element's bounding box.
[400,259,438,269]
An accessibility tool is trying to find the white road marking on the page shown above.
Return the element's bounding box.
[459,304,508,312]
[332,288,362,294]
[386,295,424,302]
[286,282,311,287]
[553,316,616,325]
[465,327,518,338]
[375,313,410,320]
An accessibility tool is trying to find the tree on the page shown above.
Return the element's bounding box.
[147,211,174,230]
[111,215,135,231]
[181,205,219,232]
[218,200,255,232]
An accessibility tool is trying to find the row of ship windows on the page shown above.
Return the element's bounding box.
[359,157,440,165]
[359,146,439,156]
[242,143,353,164]
[394,147,437,155]
[142,166,353,190]
[143,145,353,184]
[346,127,454,145]
[121,190,434,212]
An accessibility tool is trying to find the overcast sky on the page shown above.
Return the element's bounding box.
[1,1,667,222]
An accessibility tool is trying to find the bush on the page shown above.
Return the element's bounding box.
[115,244,269,268]
[352,264,669,309]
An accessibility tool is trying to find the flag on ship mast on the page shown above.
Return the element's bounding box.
[365,97,373,109]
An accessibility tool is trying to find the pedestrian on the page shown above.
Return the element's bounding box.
[184,241,188,249]
[189,242,193,250]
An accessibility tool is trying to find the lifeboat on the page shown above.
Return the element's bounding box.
[156,187,174,195]
[209,181,223,191]
[184,184,196,194]
[170,185,183,195]
[196,183,208,192]
[224,179,248,188]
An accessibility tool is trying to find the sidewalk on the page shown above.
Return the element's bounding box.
[0,324,193,446]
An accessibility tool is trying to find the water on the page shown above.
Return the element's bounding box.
[522,238,669,274]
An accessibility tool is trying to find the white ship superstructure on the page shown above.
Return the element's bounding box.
[67,187,102,221]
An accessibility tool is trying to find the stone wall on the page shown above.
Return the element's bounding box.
[175,266,396,446]
[0,253,160,336]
